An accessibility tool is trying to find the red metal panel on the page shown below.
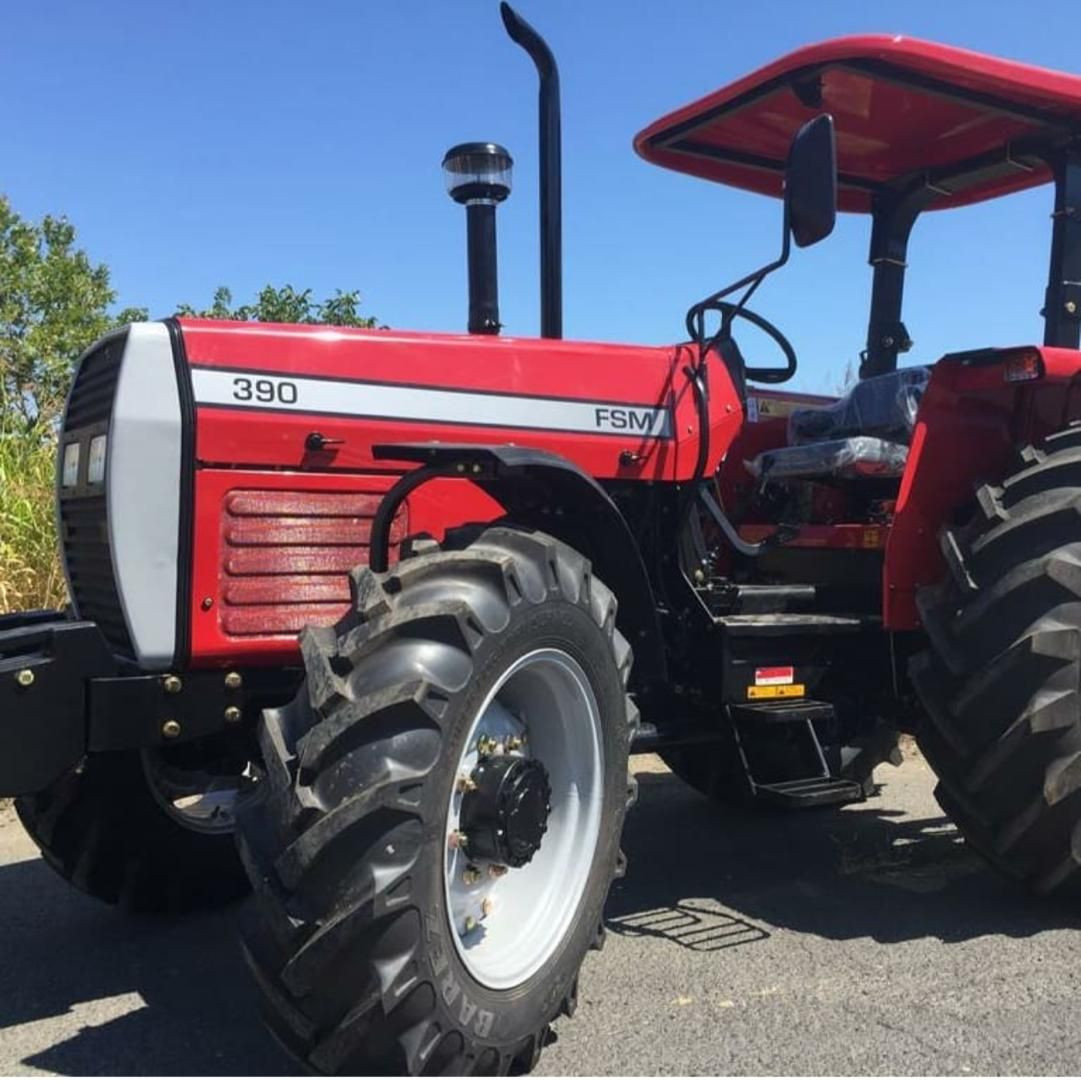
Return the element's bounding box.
[180,321,739,482]
[189,468,503,667]
[884,346,1081,629]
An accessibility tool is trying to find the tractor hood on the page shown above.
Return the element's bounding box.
[635,34,1081,212]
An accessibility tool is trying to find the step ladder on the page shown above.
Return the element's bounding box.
[728,698,866,809]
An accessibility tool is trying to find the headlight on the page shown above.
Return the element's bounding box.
[88,435,107,485]
[61,443,80,487]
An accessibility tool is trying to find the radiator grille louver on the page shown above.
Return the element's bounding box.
[219,489,406,637]
[60,336,133,656]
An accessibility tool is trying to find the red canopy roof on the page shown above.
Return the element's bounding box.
[635,35,1081,212]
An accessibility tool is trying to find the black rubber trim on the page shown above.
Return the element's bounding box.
[165,318,197,669]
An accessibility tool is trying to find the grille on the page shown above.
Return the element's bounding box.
[60,335,134,656]
[219,488,406,637]
[64,336,125,429]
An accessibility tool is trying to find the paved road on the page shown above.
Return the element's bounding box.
[2,747,1080,1076]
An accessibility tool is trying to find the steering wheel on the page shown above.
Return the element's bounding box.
[695,300,798,385]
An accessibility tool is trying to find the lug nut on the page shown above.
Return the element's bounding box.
[489,864,508,878]
[456,775,478,793]
[14,669,35,688]
[507,735,524,751]
[476,734,497,756]
[224,706,242,724]
[464,916,477,933]
[463,865,482,885]
[481,898,494,918]
[448,831,467,850]
[162,675,182,694]
[161,719,182,740]
[224,671,243,690]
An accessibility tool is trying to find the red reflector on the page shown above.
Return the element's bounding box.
[1004,349,1043,383]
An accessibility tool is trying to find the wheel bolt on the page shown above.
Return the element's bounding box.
[464,916,477,933]
[507,735,524,751]
[463,865,482,885]
[448,831,467,850]
[476,734,497,756]
[161,719,182,739]
[482,898,494,918]
[456,775,477,793]
[489,864,508,878]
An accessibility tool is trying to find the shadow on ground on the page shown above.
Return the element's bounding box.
[0,759,1076,1075]
[608,761,1080,950]
[0,852,291,1076]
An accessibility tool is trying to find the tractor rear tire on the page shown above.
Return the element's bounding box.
[911,422,1081,899]
[235,525,636,1075]
[15,745,250,912]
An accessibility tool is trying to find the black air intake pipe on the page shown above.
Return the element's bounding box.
[501,3,562,339]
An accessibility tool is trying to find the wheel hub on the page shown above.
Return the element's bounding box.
[460,754,552,868]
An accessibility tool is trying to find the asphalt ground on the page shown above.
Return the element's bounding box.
[1,745,1080,1076]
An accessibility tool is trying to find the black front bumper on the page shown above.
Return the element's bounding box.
[0,612,114,795]
[0,612,300,797]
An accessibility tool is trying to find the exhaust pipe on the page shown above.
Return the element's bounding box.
[500,3,563,339]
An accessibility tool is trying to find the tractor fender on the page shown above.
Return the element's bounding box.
[370,442,666,686]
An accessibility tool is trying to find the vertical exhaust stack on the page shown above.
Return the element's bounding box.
[500,3,563,339]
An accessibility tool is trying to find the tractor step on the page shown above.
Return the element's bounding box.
[716,612,868,636]
[729,699,835,725]
[754,776,866,809]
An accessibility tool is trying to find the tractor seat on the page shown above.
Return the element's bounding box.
[748,366,930,482]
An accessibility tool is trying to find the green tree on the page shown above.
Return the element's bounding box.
[0,196,146,428]
[176,284,379,327]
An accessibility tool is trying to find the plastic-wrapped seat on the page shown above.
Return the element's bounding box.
[747,366,930,482]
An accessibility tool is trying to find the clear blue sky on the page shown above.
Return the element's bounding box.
[3,0,1076,393]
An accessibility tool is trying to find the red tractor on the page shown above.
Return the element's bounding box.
[4,4,1081,1073]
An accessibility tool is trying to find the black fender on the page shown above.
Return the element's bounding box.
[371,443,666,686]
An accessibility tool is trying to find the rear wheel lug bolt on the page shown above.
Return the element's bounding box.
[464,916,477,933]
[448,831,467,849]
[463,865,482,885]
[482,898,494,918]
[489,864,508,878]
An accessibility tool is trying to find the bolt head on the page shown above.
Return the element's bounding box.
[162,675,182,694]
[161,719,182,740]
[464,916,477,933]
[463,865,482,885]
[201,596,214,611]
[224,671,242,690]
[448,831,466,850]
[481,898,494,918]
[15,669,35,688]
[1067,300,1078,315]
[223,706,242,724]
[488,864,508,878]
[507,735,524,752]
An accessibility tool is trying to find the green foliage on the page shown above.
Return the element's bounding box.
[0,195,146,428]
[176,284,379,327]
[0,415,66,611]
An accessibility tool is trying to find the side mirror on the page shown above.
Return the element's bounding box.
[785,114,837,248]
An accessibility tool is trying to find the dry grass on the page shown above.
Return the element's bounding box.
[0,422,66,613]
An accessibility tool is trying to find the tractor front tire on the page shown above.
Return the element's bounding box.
[912,423,1081,899]
[15,746,250,912]
[236,525,636,1075]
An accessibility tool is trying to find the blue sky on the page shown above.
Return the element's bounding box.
[3,0,1076,393]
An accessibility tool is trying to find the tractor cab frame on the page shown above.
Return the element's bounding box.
[636,35,1081,373]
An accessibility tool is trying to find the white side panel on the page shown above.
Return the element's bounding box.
[108,322,182,669]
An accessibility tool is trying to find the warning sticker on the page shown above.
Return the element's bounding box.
[755,666,795,686]
[748,684,806,700]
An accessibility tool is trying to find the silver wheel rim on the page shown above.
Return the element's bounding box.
[444,647,604,990]
[141,749,253,836]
